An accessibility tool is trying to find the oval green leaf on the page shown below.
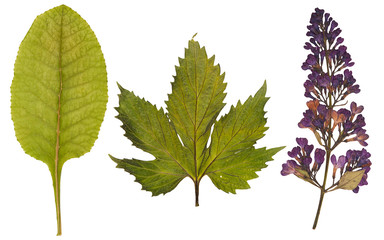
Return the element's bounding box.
[11,5,108,235]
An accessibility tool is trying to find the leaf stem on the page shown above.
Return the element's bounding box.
[54,6,64,236]
[52,172,62,236]
[194,180,200,207]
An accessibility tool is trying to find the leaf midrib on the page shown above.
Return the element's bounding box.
[193,46,198,180]
[186,45,212,180]
[54,6,65,196]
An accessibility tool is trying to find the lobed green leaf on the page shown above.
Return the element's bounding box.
[111,39,282,204]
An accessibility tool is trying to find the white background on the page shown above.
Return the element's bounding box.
[0,0,382,239]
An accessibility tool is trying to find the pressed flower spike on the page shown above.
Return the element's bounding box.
[110,38,283,206]
[281,8,371,229]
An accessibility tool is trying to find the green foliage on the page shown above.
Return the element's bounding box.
[336,170,365,190]
[11,5,108,235]
[111,39,283,205]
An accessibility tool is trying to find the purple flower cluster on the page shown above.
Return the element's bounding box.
[302,8,360,103]
[282,8,371,195]
[331,149,371,193]
[281,138,325,187]
[298,99,368,147]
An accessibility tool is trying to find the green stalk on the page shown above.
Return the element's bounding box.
[312,149,330,229]
[194,180,200,207]
[52,171,62,236]
[312,104,333,229]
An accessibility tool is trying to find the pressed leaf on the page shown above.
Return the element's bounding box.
[166,41,227,177]
[11,5,107,235]
[110,86,189,195]
[200,82,268,175]
[111,39,282,206]
[206,147,284,193]
[336,170,365,190]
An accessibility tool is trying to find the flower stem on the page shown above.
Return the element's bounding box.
[313,147,333,229]
[312,189,325,229]
[312,151,330,229]
[313,49,333,229]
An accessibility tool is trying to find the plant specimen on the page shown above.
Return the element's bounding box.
[281,8,371,229]
[110,38,283,206]
[11,5,108,235]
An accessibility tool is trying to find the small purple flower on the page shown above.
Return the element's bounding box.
[331,155,346,169]
[335,37,344,46]
[312,148,325,171]
[281,160,300,176]
[344,149,372,193]
[331,155,347,179]
[345,84,361,96]
[302,156,312,167]
[306,54,317,65]
[282,138,317,176]
[360,148,371,161]
[343,69,356,85]
[350,102,364,116]
[337,156,347,169]
[359,173,368,186]
[288,146,301,158]
[337,108,351,119]
[355,129,369,146]
[353,115,366,129]
[317,105,329,119]
[317,75,330,88]
[331,110,347,131]
[298,114,313,129]
[314,149,325,165]
[304,144,314,156]
[331,74,343,89]
[345,128,369,146]
[304,80,317,99]
[330,155,336,166]
[296,138,308,148]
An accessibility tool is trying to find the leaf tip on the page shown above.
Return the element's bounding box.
[188,38,200,51]
[55,4,73,14]
[261,80,267,92]
[109,154,121,164]
[192,32,198,40]
[116,82,124,91]
[273,146,286,154]
[58,4,69,8]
